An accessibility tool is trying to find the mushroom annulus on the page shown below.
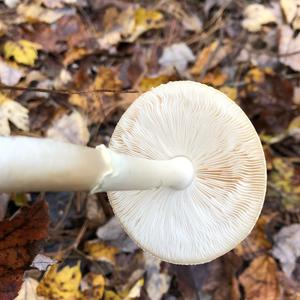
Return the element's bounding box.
[0,81,266,264]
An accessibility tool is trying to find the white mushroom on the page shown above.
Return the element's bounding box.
[0,81,267,264]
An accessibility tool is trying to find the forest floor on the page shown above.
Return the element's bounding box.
[0,0,300,299]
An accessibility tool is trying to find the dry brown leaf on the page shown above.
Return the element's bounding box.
[239,255,280,300]
[242,4,277,32]
[139,75,172,91]
[191,41,231,76]
[234,215,273,259]
[69,66,122,125]
[0,200,49,300]
[63,48,89,66]
[279,25,300,72]
[46,110,90,145]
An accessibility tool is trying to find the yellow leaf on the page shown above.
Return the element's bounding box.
[37,262,82,300]
[242,4,277,32]
[239,255,279,300]
[202,69,228,86]
[104,290,121,300]
[0,93,29,136]
[139,75,171,91]
[84,241,118,264]
[219,86,237,101]
[4,40,41,66]
[82,273,105,300]
[124,278,144,300]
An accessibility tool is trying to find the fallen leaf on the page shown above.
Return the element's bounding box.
[201,69,228,86]
[31,254,57,271]
[0,93,29,136]
[63,48,89,66]
[4,40,41,66]
[144,253,171,300]
[271,157,300,208]
[234,215,273,259]
[86,194,106,229]
[219,86,237,101]
[239,255,280,300]
[0,20,7,37]
[84,241,118,264]
[191,41,231,76]
[0,200,49,300]
[17,3,75,24]
[281,0,300,30]
[279,25,300,72]
[272,224,300,278]
[0,59,24,86]
[242,4,277,32]
[81,273,105,300]
[11,193,30,207]
[124,278,144,300]
[158,43,195,73]
[15,277,45,300]
[96,217,138,253]
[104,290,121,300]
[288,116,300,141]
[46,110,90,145]
[279,273,300,300]
[98,6,164,49]
[139,75,172,91]
[69,66,122,125]
[37,262,82,300]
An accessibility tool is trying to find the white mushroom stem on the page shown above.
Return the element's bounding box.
[0,136,194,193]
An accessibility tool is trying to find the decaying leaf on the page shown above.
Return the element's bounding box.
[124,278,144,300]
[98,6,164,49]
[96,217,138,253]
[17,3,75,24]
[281,0,300,30]
[191,41,231,76]
[31,254,57,272]
[69,66,122,125]
[144,253,171,300]
[158,43,195,73]
[81,273,105,300]
[272,224,300,278]
[0,200,49,300]
[4,40,41,66]
[0,93,29,136]
[279,25,300,72]
[239,255,280,300]
[46,110,90,145]
[234,214,273,259]
[104,290,121,300]
[37,262,82,300]
[84,241,118,264]
[242,4,277,32]
[0,59,24,86]
[271,157,300,208]
[15,277,45,300]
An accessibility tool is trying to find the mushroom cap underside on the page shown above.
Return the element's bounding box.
[108,81,267,264]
